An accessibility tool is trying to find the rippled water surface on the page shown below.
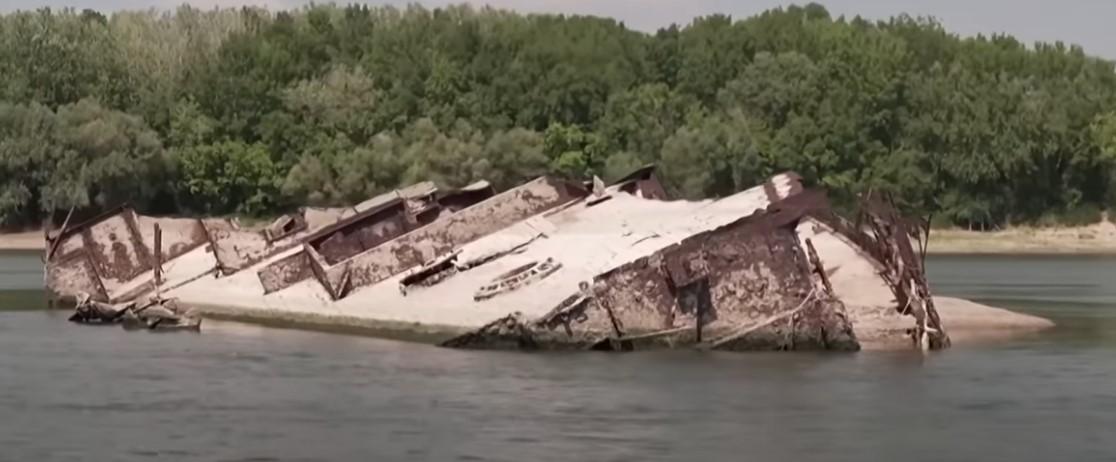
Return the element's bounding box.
[2,250,1115,461]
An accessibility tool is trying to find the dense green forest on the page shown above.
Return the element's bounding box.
[3,3,1116,229]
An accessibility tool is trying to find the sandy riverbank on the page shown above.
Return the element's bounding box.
[0,231,43,251]
[928,221,1116,254]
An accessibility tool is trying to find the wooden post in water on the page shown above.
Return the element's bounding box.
[153,223,163,298]
[44,206,75,309]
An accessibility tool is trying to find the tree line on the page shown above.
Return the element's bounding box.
[3,3,1116,229]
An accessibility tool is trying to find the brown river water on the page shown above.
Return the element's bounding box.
[1,249,1115,461]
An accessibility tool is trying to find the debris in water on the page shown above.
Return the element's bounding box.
[70,293,201,332]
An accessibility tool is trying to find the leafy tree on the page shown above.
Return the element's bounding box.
[543,123,607,179]
[281,65,385,144]
[1093,113,1116,206]
[0,99,166,224]
[177,141,277,215]
[660,110,769,198]
[2,3,1116,229]
[475,128,549,189]
[0,102,58,225]
[598,83,700,164]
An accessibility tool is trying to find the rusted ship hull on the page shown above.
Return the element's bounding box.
[44,168,951,352]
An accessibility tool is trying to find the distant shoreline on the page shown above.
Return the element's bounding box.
[927,223,1116,255]
[4,225,1116,255]
[0,232,44,251]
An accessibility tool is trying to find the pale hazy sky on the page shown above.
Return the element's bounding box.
[3,0,1114,59]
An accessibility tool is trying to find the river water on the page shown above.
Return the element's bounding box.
[1,250,1115,461]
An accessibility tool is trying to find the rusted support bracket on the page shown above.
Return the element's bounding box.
[918,214,932,267]
[153,223,163,287]
[856,192,950,350]
[804,238,833,295]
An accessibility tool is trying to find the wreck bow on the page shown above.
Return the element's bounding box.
[43,167,947,352]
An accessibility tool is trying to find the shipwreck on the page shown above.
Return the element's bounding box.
[43,167,961,351]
